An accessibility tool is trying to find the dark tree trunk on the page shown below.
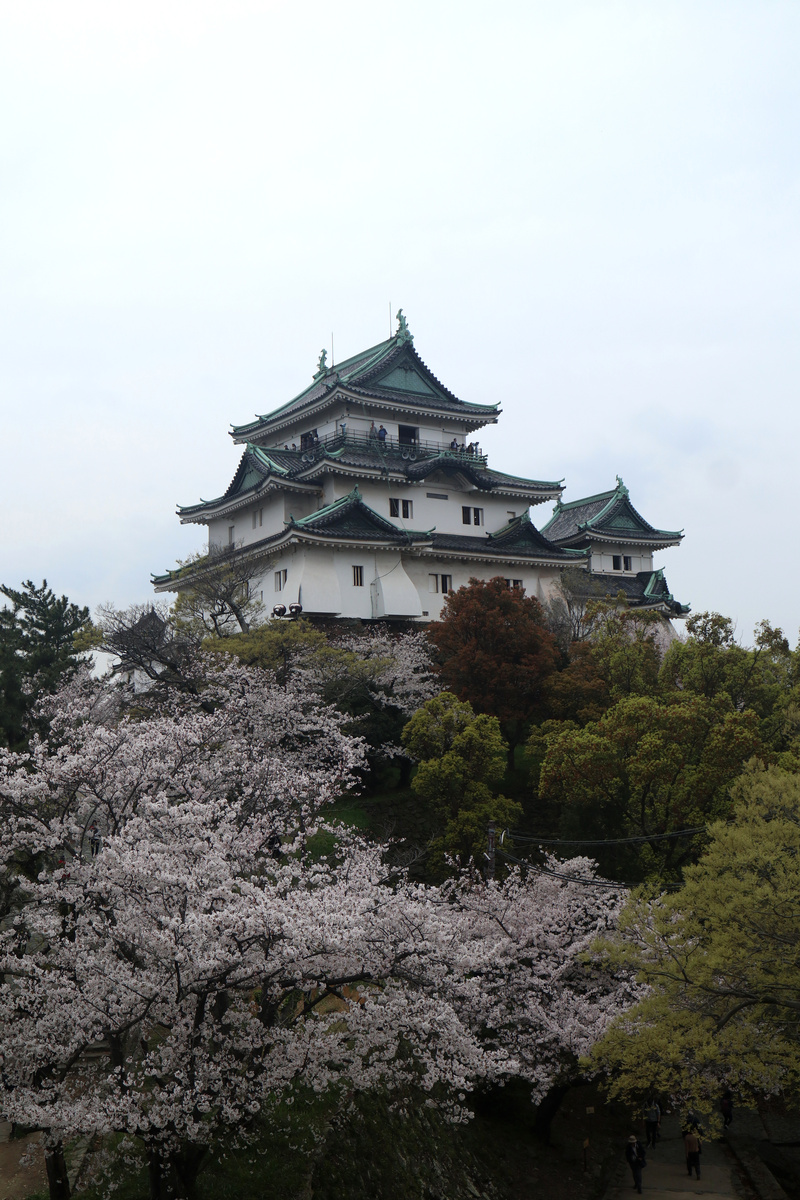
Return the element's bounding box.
[533,1081,575,1144]
[45,1140,71,1200]
[148,1143,208,1200]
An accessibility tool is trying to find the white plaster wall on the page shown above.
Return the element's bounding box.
[590,543,654,574]
[356,479,529,536]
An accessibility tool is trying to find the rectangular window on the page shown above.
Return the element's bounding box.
[398,424,418,445]
[441,574,452,593]
[504,579,523,589]
[472,508,484,526]
[259,508,263,527]
[274,569,287,592]
[252,511,257,529]
[623,555,632,571]
[462,506,471,525]
[428,573,439,593]
[353,565,364,587]
[390,498,400,517]
[613,555,622,571]
[427,492,448,500]
[402,499,413,519]
[228,525,235,545]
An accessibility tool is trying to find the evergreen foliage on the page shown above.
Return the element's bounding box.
[0,580,90,749]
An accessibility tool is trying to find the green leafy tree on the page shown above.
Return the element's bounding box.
[170,543,269,636]
[660,612,794,734]
[0,580,90,748]
[591,764,800,1112]
[429,577,559,765]
[402,693,522,871]
[535,693,763,883]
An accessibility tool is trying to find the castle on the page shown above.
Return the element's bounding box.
[153,313,687,622]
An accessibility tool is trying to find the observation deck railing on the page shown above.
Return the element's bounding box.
[287,430,488,466]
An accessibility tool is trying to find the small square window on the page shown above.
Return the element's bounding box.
[390,498,400,517]
[353,565,364,587]
[623,555,632,571]
[612,555,622,571]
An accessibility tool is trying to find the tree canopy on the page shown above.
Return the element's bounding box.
[591,764,800,1113]
[0,579,90,749]
[429,577,559,758]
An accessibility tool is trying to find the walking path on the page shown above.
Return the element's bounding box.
[604,1115,759,1200]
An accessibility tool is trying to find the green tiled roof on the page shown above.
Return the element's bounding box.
[542,477,683,547]
[289,487,432,542]
[231,316,499,439]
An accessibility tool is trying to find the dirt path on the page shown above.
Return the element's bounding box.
[0,1123,47,1200]
[605,1115,752,1200]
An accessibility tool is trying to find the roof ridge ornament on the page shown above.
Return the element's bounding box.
[313,348,328,380]
[615,474,629,496]
[395,308,413,345]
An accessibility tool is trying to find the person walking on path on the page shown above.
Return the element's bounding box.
[721,1092,733,1128]
[625,1135,647,1194]
[684,1127,702,1179]
[643,1098,661,1148]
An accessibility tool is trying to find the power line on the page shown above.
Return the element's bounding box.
[497,847,683,892]
[503,826,706,848]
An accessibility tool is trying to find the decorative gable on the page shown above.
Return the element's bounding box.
[370,364,437,396]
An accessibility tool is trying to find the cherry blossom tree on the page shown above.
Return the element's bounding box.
[0,656,631,1200]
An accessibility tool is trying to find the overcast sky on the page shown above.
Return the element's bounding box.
[2,1,799,642]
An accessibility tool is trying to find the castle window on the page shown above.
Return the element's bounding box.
[398,424,418,446]
[300,429,318,450]
[228,525,235,545]
[462,507,484,526]
[624,555,632,571]
[505,579,524,590]
[428,574,453,594]
[252,508,263,530]
[402,499,412,519]
[390,498,399,517]
[613,555,622,571]
[274,570,287,592]
[427,492,448,500]
[353,565,364,587]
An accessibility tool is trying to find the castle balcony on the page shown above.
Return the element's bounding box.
[295,430,488,466]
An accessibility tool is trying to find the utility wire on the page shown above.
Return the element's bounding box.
[504,826,706,847]
[497,847,684,892]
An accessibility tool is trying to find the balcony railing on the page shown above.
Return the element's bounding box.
[288,430,488,466]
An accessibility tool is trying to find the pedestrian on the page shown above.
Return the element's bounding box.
[625,1135,646,1194]
[449,437,458,450]
[721,1092,733,1128]
[643,1097,661,1147]
[89,823,101,857]
[377,424,387,443]
[684,1127,702,1179]
[369,421,377,439]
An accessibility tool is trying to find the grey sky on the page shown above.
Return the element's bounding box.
[2,1,799,642]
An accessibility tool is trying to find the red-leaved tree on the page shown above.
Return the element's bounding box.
[429,578,560,764]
